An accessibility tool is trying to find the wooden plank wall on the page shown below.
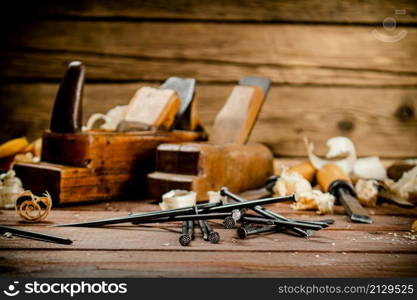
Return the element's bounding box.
[0,0,416,157]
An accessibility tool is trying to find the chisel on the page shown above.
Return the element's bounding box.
[317,164,372,224]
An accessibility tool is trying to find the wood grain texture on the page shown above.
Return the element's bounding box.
[1,188,416,277]
[123,87,180,130]
[1,251,416,277]
[210,86,264,144]
[29,0,417,24]
[0,223,416,253]
[1,22,417,86]
[1,83,415,157]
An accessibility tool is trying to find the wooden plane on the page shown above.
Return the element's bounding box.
[14,62,206,205]
[147,77,274,201]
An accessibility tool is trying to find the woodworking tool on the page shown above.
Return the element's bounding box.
[148,76,274,201]
[376,180,414,207]
[160,77,199,131]
[317,164,372,224]
[14,62,206,205]
[0,225,72,245]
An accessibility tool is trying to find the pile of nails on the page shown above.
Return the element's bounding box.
[179,219,220,246]
[220,188,334,240]
[57,187,333,246]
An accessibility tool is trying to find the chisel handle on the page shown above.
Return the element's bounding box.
[316,164,351,192]
[288,161,316,182]
[317,164,372,224]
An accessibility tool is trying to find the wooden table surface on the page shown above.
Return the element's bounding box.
[1,198,416,277]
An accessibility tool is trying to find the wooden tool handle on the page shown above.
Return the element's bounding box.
[316,164,351,192]
[209,77,271,145]
[50,61,85,133]
[288,161,316,182]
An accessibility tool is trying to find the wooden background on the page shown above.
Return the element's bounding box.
[0,0,416,157]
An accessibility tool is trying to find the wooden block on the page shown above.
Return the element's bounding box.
[121,87,180,130]
[14,162,135,205]
[209,85,264,144]
[148,142,274,200]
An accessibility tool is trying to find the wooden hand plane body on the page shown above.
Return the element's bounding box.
[148,77,274,201]
[14,62,205,205]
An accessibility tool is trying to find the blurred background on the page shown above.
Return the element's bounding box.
[0,0,416,158]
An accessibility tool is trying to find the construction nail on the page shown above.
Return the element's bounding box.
[223,216,237,229]
[241,216,323,230]
[204,221,220,244]
[179,221,191,246]
[187,220,195,240]
[237,225,285,239]
[198,220,209,241]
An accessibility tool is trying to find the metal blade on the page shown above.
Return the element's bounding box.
[160,77,196,129]
[339,191,373,224]
[239,76,272,95]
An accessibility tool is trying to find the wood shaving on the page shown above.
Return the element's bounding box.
[273,167,312,196]
[304,136,356,175]
[412,220,417,232]
[291,190,335,215]
[0,170,24,209]
[388,166,417,202]
[85,105,127,131]
[355,179,378,207]
[160,190,196,210]
[352,156,387,180]
[15,190,52,222]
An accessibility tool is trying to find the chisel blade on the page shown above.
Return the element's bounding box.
[337,190,373,224]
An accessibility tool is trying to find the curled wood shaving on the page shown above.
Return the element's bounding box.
[0,170,24,209]
[304,136,356,175]
[85,105,127,131]
[15,191,52,222]
[291,190,335,215]
[355,179,379,207]
[273,167,312,196]
[160,190,196,210]
[389,166,417,202]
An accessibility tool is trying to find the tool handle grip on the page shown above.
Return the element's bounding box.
[50,61,85,133]
[317,164,351,192]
